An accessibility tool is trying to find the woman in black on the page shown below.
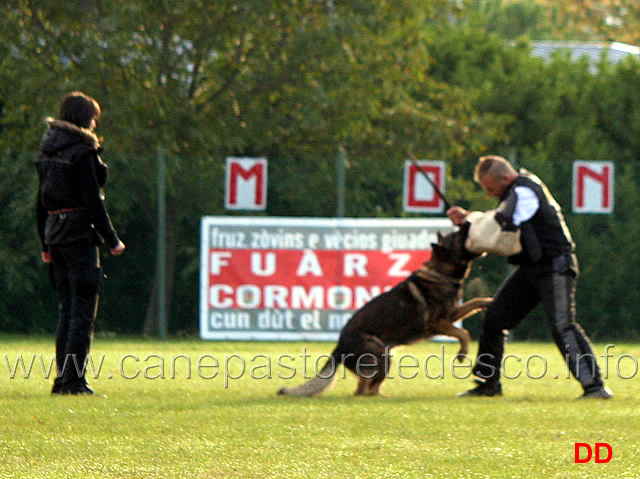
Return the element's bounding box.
[36,92,125,395]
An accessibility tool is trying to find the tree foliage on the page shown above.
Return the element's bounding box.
[1,0,639,339]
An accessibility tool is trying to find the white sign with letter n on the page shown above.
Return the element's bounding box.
[225,157,267,210]
[572,161,614,214]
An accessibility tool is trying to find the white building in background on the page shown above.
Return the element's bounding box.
[529,41,640,69]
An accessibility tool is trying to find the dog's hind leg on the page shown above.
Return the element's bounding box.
[355,377,372,395]
[350,334,390,396]
[366,375,386,396]
[355,375,386,396]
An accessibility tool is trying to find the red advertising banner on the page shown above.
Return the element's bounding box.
[200,217,453,341]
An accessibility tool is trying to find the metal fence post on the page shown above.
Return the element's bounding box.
[157,148,167,339]
[336,147,346,217]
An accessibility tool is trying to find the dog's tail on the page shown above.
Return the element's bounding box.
[278,350,341,397]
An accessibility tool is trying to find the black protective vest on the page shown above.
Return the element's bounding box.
[501,170,574,265]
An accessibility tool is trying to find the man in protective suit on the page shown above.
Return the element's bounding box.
[447,155,612,399]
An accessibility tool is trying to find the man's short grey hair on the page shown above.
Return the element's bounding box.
[474,155,517,183]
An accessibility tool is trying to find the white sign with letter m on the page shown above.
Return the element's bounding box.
[225,157,267,210]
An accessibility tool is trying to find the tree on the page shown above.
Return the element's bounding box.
[465,0,550,39]
[0,0,506,334]
[2,0,639,340]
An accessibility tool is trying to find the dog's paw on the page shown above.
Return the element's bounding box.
[455,351,469,363]
[479,297,493,308]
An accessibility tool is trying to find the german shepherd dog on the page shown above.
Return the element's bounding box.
[278,225,491,397]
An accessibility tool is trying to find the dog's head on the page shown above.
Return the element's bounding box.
[430,224,481,280]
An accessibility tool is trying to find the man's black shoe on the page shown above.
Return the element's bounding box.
[578,386,613,400]
[457,379,503,397]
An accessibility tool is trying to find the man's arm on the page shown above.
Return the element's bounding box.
[511,186,539,226]
[447,206,469,225]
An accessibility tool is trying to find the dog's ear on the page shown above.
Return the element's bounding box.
[437,231,444,242]
[431,243,448,259]
[457,221,471,238]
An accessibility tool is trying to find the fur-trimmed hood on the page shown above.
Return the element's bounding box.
[40,117,101,155]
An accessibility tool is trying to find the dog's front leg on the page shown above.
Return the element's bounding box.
[430,318,471,363]
[450,297,492,323]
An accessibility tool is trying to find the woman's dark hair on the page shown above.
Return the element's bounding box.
[59,91,101,128]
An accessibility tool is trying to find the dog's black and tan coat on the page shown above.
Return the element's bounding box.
[279,226,491,397]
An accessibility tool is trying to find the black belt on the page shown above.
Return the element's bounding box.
[48,207,85,215]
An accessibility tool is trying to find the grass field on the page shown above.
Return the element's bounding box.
[0,334,638,478]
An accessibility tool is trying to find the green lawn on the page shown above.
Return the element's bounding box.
[0,335,638,478]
